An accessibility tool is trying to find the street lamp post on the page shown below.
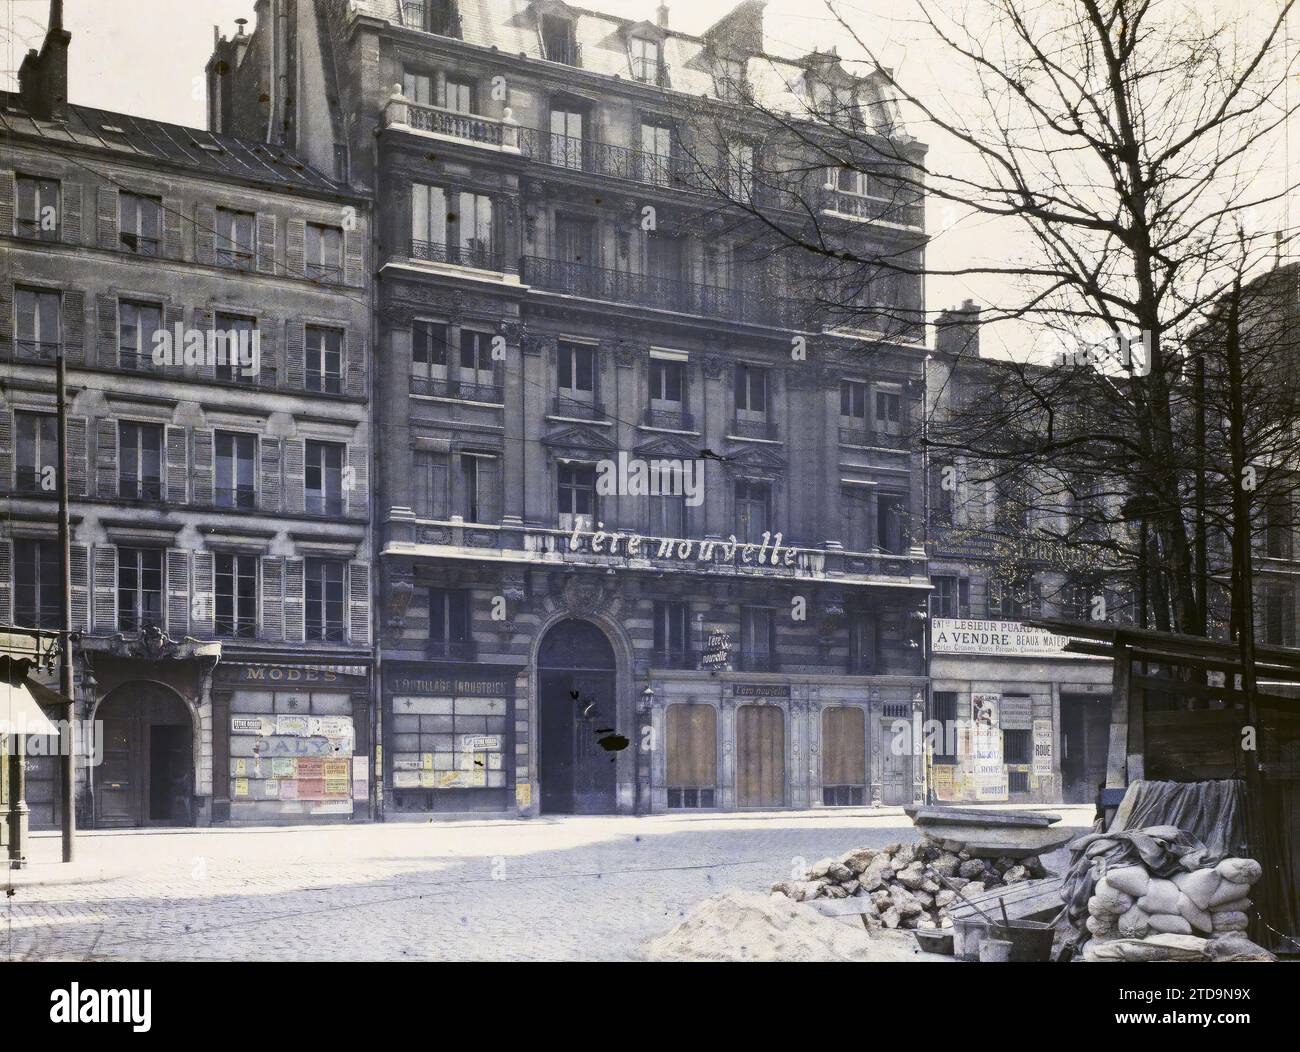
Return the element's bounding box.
[637,684,655,816]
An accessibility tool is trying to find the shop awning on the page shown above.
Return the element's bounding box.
[1,679,61,736]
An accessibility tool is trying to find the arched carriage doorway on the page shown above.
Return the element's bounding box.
[537,619,619,815]
[94,682,195,827]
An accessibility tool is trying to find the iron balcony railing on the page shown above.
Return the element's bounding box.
[521,255,807,328]
[119,349,165,373]
[643,406,694,431]
[119,474,164,502]
[730,417,780,441]
[410,237,508,273]
[410,374,504,404]
[631,59,671,87]
[552,394,607,420]
[10,339,62,363]
[401,1,462,37]
[518,129,696,189]
[819,186,923,228]
[215,485,257,510]
[542,39,582,67]
[838,426,908,449]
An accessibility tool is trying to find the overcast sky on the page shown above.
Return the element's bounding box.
[4,0,1294,358]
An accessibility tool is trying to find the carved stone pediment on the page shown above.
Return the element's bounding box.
[541,424,619,456]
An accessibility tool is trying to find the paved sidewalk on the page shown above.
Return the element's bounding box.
[4,805,1093,962]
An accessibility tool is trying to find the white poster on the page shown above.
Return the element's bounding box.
[1032,718,1054,776]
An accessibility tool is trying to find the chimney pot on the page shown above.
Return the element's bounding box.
[656,4,669,28]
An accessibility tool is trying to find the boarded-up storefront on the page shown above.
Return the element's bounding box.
[821,705,866,805]
[736,704,785,808]
[666,703,717,808]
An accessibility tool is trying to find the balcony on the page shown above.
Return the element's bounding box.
[731,417,779,441]
[8,339,62,363]
[839,426,908,449]
[119,349,165,374]
[551,394,606,421]
[542,38,582,67]
[643,406,694,431]
[410,374,504,404]
[215,485,257,511]
[521,255,807,329]
[384,96,519,152]
[631,60,671,88]
[426,639,478,661]
[409,237,509,274]
[518,129,696,189]
[651,648,702,670]
[820,186,923,229]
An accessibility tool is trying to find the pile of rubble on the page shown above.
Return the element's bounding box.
[1085,856,1261,943]
[771,838,1050,931]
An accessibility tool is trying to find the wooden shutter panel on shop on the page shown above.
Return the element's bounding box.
[736,705,785,808]
[191,552,215,636]
[286,218,306,276]
[259,437,282,512]
[62,183,83,244]
[0,401,13,492]
[666,704,717,789]
[195,204,215,264]
[193,309,214,380]
[96,294,118,369]
[92,545,117,632]
[349,562,370,645]
[0,280,12,357]
[256,213,276,274]
[165,425,188,504]
[258,320,279,388]
[346,445,369,518]
[822,707,866,789]
[283,439,305,513]
[95,418,118,498]
[61,290,85,364]
[345,328,365,396]
[286,321,305,388]
[191,429,214,505]
[0,539,12,624]
[68,544,90,632]
[344,228,364,287]
[166,549,189,637]
[284,558,305,641]
[261,557,284,642]
[163,197,184,259]
[67,417,88,497]
[0,170,14,234]
[96,186,119,249]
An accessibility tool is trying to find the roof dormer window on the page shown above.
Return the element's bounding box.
[541,14,580,67]
[631,37,662,85]
[713,56,746,103]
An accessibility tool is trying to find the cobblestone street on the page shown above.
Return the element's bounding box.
[4,806,1093,962]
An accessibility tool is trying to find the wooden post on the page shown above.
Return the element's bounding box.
[1104,643,1133,825]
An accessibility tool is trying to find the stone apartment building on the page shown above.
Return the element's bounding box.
[212,0,933,816]
[0,4,375,828]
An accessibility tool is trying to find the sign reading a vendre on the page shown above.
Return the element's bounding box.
[930,618,1088,659]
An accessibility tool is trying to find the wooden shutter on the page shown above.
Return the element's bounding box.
[344,227,364,287]
[346,445,369,518]
[284,558,305,641]
[191,429,214,505]
[822,706,866,788]
[256,212,277,274]
[165,425,188,504]
[345,327,365,396]
[259,436,282,512]
[92,545,117,632]
[70,544,90,632]
[96,293,118,369]
[283,439,305,513]
[163,197,184,259]
[166,548,189,637]
[193,308,214,380]
[666,704,717,789]
[95,418,118,498]
[258,320,279,388]
[191,551,215,636]
[0,279,12,357]
[96,186,119,249]
[261,557,285,642]
[67,417,88,497]
[0,402,13,492]
[286,218,306,276]
[195,204,215,263]
[286,321,306,388]
[61,290,85,364]
[478,455,501,523]
[349,561,370,644]
[0,539,10,624]
[62,183,83,244]
[0,169,14,235]
[736,705,785,808]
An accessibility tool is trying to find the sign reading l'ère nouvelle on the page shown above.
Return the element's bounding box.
[931,619,1093,659]
[700,631,732,670]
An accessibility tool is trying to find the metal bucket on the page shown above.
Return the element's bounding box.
[989,919,1055,962]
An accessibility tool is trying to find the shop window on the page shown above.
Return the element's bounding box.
[117,547,164,632]
[306,558,347,642]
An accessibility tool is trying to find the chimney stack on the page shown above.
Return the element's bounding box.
[18,0,72,121]
[656,4,670,28]
[935,299,981,358]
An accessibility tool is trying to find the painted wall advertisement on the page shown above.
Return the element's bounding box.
[931,618,1095,659]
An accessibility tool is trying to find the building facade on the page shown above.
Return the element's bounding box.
[1,8,375,828]
[214,0,932,816]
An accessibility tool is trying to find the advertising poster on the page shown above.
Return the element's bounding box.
[1033,718,1054,775]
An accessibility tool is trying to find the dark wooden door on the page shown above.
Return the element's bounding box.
[95,684,193,828]
[736,704,784,807]
[822,706,866,803]
[97,715,140,826]
[539,670,617,814]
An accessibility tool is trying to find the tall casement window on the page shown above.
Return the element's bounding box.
[411,451,447,518]
[457,452,501,524]
[1265,494,1294,560]
[930,460,956,526]
[557,463,597,531]
[214,431,256,509]
[739,607,775,671]
[647,355,687,429]
[305,440,345,516]
[215,553,257,638]
[712,56,746,102]
[306,326,344,394]
[402,67,434,103]
[15,286,61,361]
[13,540,60,629]
[459,330,494,390]
[119,300,163,372]
[652,600,691,666]
[1262,582,1297,647]
[841,485,872,551]
[734,363,768,426]
[931,575,970,619]
[405,0,460,36]
[989,578,1041,620]
[556,341,596,413]
[631,37,660,83]
[214,311,257,385]
[734,479,770,544]
[15,175,59,240]
[119,192,162,255]
[649,493,687,538]
[429,588,472,659]
[724,140,755,202]
[119,421,164,502]
[640,122,673,185]
[411,319,450,380]
[549,107,585,169]
[410,183,495,267]
[876,491,907,554]
[444,78,475,114]
[215,207,255,270]
[305,224,343,283]
[305,558,347,642]
[848,614,876,673]
[874,386,902,435]
[646,231,684,282]
[15,412,57,493]
[117,547,164,632]
[541,15,579,66]
[840,379,868,436]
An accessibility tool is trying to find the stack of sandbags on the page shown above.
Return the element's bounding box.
[770,838,1049,932]
[1084,856,1262,943]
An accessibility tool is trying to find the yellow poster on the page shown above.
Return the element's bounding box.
[932,764,957,802]
[422,753,433,770]
[419,770,436,788]
[235,758,247,776]
[515,782,532,809]
[234,778,249,797]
